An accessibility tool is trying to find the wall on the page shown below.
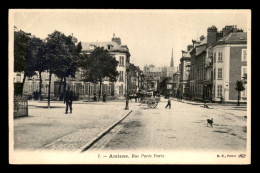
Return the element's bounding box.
[229,46,247,101]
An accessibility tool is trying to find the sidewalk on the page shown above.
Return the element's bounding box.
[13,100,136,151]
[171,98,247,117]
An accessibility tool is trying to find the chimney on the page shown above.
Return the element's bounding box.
[207,25,217,47]
[222,25,234,37]
[192,40,197,48]
[187,45,193,51]
[112,36,121,45]
[200,35,205,42]
[233,25,237,33]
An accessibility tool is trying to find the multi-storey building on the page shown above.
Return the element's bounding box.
[172,69,180,97]
[80,35,130,99]
[179,45,192,98]
[190,39,202,100]
[211,32,247,103]
[17,34,131,100]
[190,25,244,102]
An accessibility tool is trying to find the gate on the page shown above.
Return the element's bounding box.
[13,96,28,118]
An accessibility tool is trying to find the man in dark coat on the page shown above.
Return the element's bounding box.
[165,95,172,109]
[103,92,107,102]
[64,87,73,114]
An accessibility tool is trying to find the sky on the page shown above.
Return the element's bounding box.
[11,9,250,70]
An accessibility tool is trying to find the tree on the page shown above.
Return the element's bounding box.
[81,47,119,99]
[29,36,47,100]
[235,80,245,106]
[54,36,82,100]
[45,31,72,108]
[14,29,36,96]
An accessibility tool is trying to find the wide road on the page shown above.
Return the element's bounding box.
[89,98,247,152]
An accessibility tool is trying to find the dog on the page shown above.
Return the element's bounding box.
[207,118,213,128]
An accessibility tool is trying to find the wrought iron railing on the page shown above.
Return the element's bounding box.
[13,96,28,118]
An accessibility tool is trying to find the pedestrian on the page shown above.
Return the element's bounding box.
[93,92,97,101]
[103,92,107,102]
[64,87,73,114]
[165,95,171,109]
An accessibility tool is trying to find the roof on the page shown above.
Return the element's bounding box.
[195,38,207,56]
[199,37,207,46]
[212,32,247,47]
[81,41,129,52]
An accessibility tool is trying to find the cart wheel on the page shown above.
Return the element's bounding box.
[148,99,158,108]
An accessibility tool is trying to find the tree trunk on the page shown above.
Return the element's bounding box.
[88,82,90,101]
[58,77,63,100]
[21,72,27,96]
[237,91,240,106]
[99,78,102,99]
[39,71,42,101]
[47,71,52,108]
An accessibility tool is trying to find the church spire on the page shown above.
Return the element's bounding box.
[170,47,174,67]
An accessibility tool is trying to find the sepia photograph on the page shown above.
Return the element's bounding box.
[8,9,251,164]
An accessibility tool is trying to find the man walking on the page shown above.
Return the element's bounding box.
[64,87,73,114]
[165,95,172,109]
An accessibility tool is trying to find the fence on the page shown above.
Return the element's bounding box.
[13,96,28,118]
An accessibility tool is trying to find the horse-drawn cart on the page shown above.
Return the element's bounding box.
[138,91,160,108]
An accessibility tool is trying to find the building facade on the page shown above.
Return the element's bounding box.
[179,46,192,98]
[211,32,247,102]
[80,35,131,99]
[17,35,131,100]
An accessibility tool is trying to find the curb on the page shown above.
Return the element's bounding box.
[78,110,133,153]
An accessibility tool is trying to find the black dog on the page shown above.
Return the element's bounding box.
[207,118,213,128]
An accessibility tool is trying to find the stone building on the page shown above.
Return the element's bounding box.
[80,35,131,99]
[17,34,131,100]
[211,32,247,103]
[179,45,192,98]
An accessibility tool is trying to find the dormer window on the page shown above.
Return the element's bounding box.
[89,45,96,50]
[107,44,113,50]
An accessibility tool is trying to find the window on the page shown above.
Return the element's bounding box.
[85,84,89,95]
[212,85,215,97]
[107,85,111,95]
[45,84,48,93]
[35,84,39,91]
[213,68,216,80]
[119,56,124,66]
[96,86,100,93]
[16,74,21,83]
[90,85,93,95]
[218,52,223,62]
[217,85,222,97]
[28,83,32,93]
[119,71,124,82]
[218,68,222,79]
[242,49,247,61]
[119,84,123,96]
[241,66,247,78]
[213,52,216,63]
